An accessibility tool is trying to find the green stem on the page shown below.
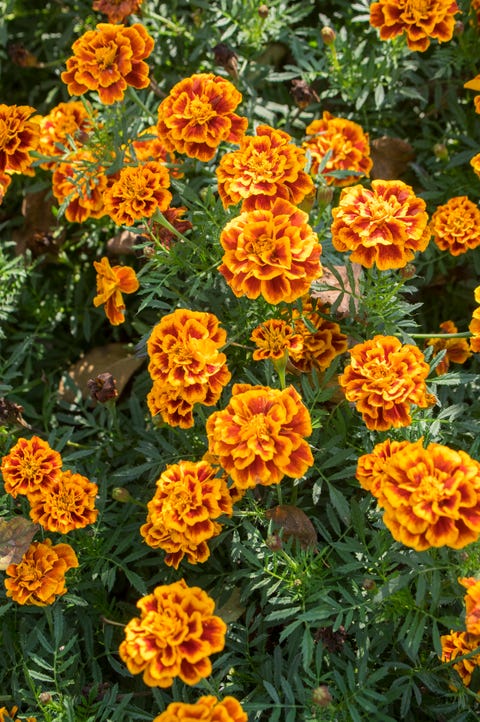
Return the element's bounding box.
[410,332,472,339]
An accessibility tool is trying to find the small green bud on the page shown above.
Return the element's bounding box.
[112,487,133,503]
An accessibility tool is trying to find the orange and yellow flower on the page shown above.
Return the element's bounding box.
[156,73,247,162]
[0,104,39,174]
[250,319,303,362]
[93,0,144,23]
[0,172,11,204]
[93,256,139,325]
[0,707,37,722]
[147,381,195,429]
[339,335,430,431]
[103,161,172,226]
[219,198,322,305]
[61,23,153,105]
[370,0,460,52]
[119,579,227,687]
[130,125,179,170]
[430,196,480,256]
[206,383,314,491]
[331,179,430,270]
[469,286,480,353]
[302,112,372,187]
[153,696,248,722]
[28,470,98,534]
[440,630,480,687]
[1,436,62,498]
[426,320,471,375]
[289,298,348,373]
[356,438,411,501]
[471,152,480,179]
[38,101,93,169]
[52,149,108,223]
[140,460,232,568]
[464,75,480,114]
[216,124,314,210]
[459,577,480,635]
[4,539,78,606]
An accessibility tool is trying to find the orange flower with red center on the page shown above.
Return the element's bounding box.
[140,460,232,568]
[52,149,108,223]
[331,179,430,270]
[93,0,144,23]
[119,579,227,687]
[471,152,480,179]
[370,0,460,52]
[469,286,480,353]
[153,696,248,722]
[464,75,480,114]
[289,298,348,373]
[4,539,78,606]
[459,578,480,635]
[302,112,372,187]
[440,631,480,687]
[216,124,314,210]
[147,381,195,429]
[426,320,471,375]
[356,438,411,502]
[93,256,139,326]
[219,198,322,305]
[156,73,247,162]
[61,23,153,105]
[103,161,172,226]
[28,470,98,534]
[430,196,480,256]
[250,319,303,362]
[0,104,39,173]
[339,335,430,431]
[206,383,314,491]
[1,436,62,498]
[38,101,93,169]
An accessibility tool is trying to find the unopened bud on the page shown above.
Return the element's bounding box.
[316,184,335,208]
[291,78,319,109]
[362,577,376,591]
[321,26,336,45]
[399,262,416,279]
[112,487,133,503]
[87,372,118,403]
[433,142,448,161]
[453,20,464,36]
[266,533,282,551]
[258,4,269,18]
[39,692,52,704]
[312,685,332,707]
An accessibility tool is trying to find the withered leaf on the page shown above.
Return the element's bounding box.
[266,504,317,550]
[0,517,38,570]
[370,136,415,181]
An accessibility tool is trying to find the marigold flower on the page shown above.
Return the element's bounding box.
[1,436,62,498]
[0,171,11,204]
[370,0,460,52]
[140,460,232,568]
[93,256,139,325]
[93,0,144,24]
[61,23,153,105]
[356,438,411,502]
[459,578,480,635]
[216,124,314,210]
[430,196,480,256]
[206,383,314,491]
[0,707,37,722]
[469,286,480,353]
[219,198,322,305]
[440,631,480,687]
[144,206,192,249]
[0,104,39,173]
[4,539,78,606]
[52,149,108,223]
[339,335,430,431]
[153,695,248,722]
[331,179,430,270]
[464,75,480,114]
[38,101,93,169]
[471,152,480,179]
[119,579,227,687]
[426,320,471,375]
[28,470,98,533]
[250,319,303,362]
[147,380,195,428]
[130,125,180,174]
[103,161,172,226]
[289,298,348,373]
[302,112,372,187]
[156,73,247,162]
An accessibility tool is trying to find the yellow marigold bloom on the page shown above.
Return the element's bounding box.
[93,0,144,23]
[93,256,139,326]
[103,161,172,226]
[61,23,153,105]
[471,152,480,179]
[469,286,480,353]
[157,73,247,162]
[331,179,430,270]
[219,198,322,305]
[153,695,248,722]
[302,111,372,187]
[356,438,411,502]
[38,101,93,169]
[440,631,480,687]
[52,149,108,223]
[0,707,37,722]
[339,335,430,431]
[206,383,314,491]
[430,196,480,256]
[140,460,232,568]
[119,579,227,687]
[465,75,480,114]
[0,104,39,173]
[370,0,460,52]
[1,436,62,498]
[147,380,195,429]
[426,320,471,375]
[216,124,314,210]
[250,319,303,361]
[289,298,348,373]
[4,539,78,606]
[28,469,98,533]
[459,577,480,635]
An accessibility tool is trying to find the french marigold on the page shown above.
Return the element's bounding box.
[464,75,480,114]
[143,206,192,249]
[1,436,62,498]
[430,196,480,256]
[218,198,322,305]
[469,286,480,353]
[153,695,248,722]
[61,23,153,105]
[356,438,411,502]
[93,0,144,23]
[426,320,471,375]
[206,383,314,491]
[130,125,180,173]
[370,0,460,52]
[38,101,93,169]
[4,538,78,606]
[338,335,430,431]
[216,124,314,210]
[471,152,480,179]
[331,179,430,270]
[289,298,348,374]
[51,149,108,223]
[93,256,139,325]
[440,630,480,687]
[0,171,11,204]
[147,380,195,429]
[103,161,172,227]
[140,460,232,569]
[459,577,480,635]
[250,319,303,362]
[28,469,98,533]
[302,111,372,187]
[156,73,247,162]
[0,104,39,174]
[119,579,227,687]
[0,707,37,722]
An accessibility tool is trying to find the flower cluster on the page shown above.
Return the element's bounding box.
[289,298,348,374]
[426,320,471,375]
[440,631,480,687]
[93,256,139,325]
[153,696,248,722]
[370,0,460,52]
[0,104,39,174]
[430,196,480,255]
[469,285,480,353]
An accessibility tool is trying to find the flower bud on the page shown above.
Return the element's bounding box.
[112,487,133,503]
[87,372,118,403]
[321,26,336,45]
[39,692,52,704]
[433,142,449,161]
[312,685,332,707]
[258,4,269,18]
[316,184,335,208]
[266,533,282,551]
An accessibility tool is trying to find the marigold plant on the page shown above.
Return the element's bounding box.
[289,298,348,374]
[28,470,98,534]
[426,320,471,375]
[370,0,460,52]
[51,149,108,223]
[440,630,480,687]
[0,104,39,173]
[459,577,480,635]
[93,0,144,24]
[430,196,480,255]
[1,436,62,498]
[93,256,139,325]
[153,695,248,722]
[103,161,172,226]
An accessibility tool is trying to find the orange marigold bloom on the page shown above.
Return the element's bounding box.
[219,198,322,305]
[471,152,480,179]
[440,631,480,687]
[465,75,480,114]
[93,0,144,23]
[140,460,232,568]
[459,577,480,635]
[61,23,153,105]
[216,124,314,210]
[302,112,372,187]
[28,469,98,533]
[103,161,172,226]
[93,256,139,325]
[206,383,314,491]
[426,320,471,375]
[153,695,248,722]
[144,206,192,249]
[52,149,108,223]
[339,335,430,431]
[430,196,480,256]
[147,380,195,429]
[0,707,37,722]
[331,179,430,270]
[289,298,348,373]
[370,0,460,52]
[250,319,303,361]
[1,436,62,498]
[0,104,39,174]
[4,539,78,606]
[130,125,181,176]
[119,579,227,687]
[38,101,93,169]
[0,171,11,204]
[156,73,247,162]
[469,286,480,354]
[356,438,411,502]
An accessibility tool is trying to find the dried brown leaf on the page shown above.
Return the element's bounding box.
[266,504,317,549]
[370,136,415,181]
[0,517,38,570]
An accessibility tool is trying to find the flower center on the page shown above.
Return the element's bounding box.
[250,233,274,256]
[416,473,449,503]
[405,0,430,16]
[188,97,216,125]
[95,42,118,70]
